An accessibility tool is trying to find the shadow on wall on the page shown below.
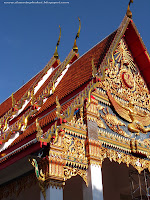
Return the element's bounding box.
[63,175,86,200]
[64,175,103,200]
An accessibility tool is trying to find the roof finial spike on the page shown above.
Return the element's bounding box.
[126,0,133,18]
[73,17,81,53]
[11,93,16,108]
[92,58,97,78]
[53,25,61,59]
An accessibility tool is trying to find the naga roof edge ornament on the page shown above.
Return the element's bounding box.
[11,93,16,108]
[73,17,81,53]
[53,25,61,59]
[126,0,133,18]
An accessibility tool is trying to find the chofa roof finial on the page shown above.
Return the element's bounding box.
[53,25,61,59]
[73,17,81,53]
[126,0,133,18]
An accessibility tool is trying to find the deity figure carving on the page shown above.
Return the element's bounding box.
[107,91,150,135]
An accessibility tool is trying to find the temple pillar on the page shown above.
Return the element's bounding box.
[40,185,63,200]
[83,164,104,200]
[83,97,104,200]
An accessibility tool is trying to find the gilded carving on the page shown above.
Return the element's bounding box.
[101,38,150,111]
[64,166,88,186]
[30,157,49,199]
[62,134,85,160]
[86,97,106,129]
[114,38,135,70]
[56,96,62,119]
[73,17,81,53]
[98,146,150,174]
[126,0,133,18]
[98,129,150,158]
[100,107,129,137]
[53,25,61,59]
[0,99,37,143]
[143,138,150,146]
[0,47,78,144]
[68,109,86,132]
[98,15,131,80]
[107,91,150,135]
[86,139,102,160]
[56,78,100,124]
[97,119,106,129]
[30,158,46,181]
[11,93,16,108]
[36,118,59,144]
[92,58,98,78]
[86,138,150,174]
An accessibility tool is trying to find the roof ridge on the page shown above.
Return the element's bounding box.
[98,15,131,78]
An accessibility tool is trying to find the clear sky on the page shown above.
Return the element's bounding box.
[0,0,150,104]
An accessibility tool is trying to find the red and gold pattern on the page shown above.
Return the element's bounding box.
[101,38,150,111]
[122,71,134,89]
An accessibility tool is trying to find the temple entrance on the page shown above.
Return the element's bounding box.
[102,158,150,200]
[63,175,85,200]
[102,158,132,200]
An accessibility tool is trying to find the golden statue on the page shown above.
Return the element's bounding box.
[107,90,150,135]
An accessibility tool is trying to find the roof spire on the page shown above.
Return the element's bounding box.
[126,0,133,18]
[11,93,16,108]
[73,17,81,53]
[53,25,61,59]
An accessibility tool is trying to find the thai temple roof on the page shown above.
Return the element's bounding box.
[0,29,116,154]
[0,2,150,175]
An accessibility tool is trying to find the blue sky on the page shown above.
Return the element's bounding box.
[0,0,150,104]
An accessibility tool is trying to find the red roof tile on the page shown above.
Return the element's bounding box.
[38,31,117,114]
[0,73,41,118]
[0,31,117,152]
[8,97,75,147]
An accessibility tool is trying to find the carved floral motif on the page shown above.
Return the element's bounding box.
[101,38,150,111]
[88,141,150,174]
[62,134,86,160]
[64,166,87,186]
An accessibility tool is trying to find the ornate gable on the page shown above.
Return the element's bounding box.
[1,11,150,199]
[87,28,150,172]
[97,37,150,140]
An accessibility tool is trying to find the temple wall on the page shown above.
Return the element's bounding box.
[102,158,133,200]
[2,182,40,200]
[63,175,85,200]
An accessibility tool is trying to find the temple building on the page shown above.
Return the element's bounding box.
[0,1,150,200]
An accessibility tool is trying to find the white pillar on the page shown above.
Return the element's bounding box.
[40,185,63,200]
[83,164,104,200]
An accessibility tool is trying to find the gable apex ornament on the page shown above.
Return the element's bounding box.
[126,0,133,18]
[53,25,61,59]
[73,17,81,53]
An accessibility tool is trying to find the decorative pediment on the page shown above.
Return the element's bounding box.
[93,37,150,154]
[103,38,150,109]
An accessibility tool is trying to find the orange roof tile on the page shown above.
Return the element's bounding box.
[38,31,117,114]
[0,31,117,152]
[8,97,75,147]
[0,72,41,118]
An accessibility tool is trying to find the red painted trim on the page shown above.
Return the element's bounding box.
[32,79,91,121]
[0,142,41,170]
[2,132,37,156]
[124,21,150,91]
